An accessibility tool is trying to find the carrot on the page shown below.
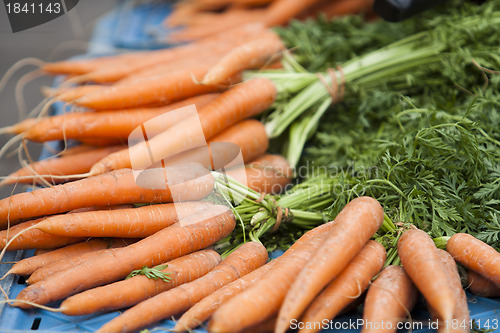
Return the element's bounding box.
[96,241,268,333]
[428,249,470,333]
[89,78,276,175]
[226,154,292,194]
[173,253,279,332]
[299,240,386,333]
[6,238,133,276]
[0,165,214,228]
[14,205,235,307]
[239,317,277,333]
[41,56,127,76]
[164,119,269,171]
[263,0,324,26]
[276,196,384,333]
[20,94,219,142]
[59,249,222,316]
[398,228,456,323]
[50,85,103,102]
[208,221,337,333]
[467,270,500,298]
[297,0,374,20]
[74,65,239,110]
[0,145,124,186]
[202,31,284,85]
[78,23,266,83]
[0,218,83,251]
[26,238,139,284]
[168,10,267,42]
[446,233,500,287]
[361,265,418,333]
[1,118,38,136]
[33,201,216,238]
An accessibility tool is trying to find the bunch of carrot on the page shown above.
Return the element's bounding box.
[165,0,375,41]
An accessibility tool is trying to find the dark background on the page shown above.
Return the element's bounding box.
[0,1,116,199]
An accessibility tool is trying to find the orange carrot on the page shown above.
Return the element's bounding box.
[299,240,386,333]
[0,165,214,228]
[0,218,83,251]
[263,0,323,26]
[173,253,279,332]
[428,249,470,333]
[226,154,292,194]
[42,56,131,76]
[467,270,500,298]
[6,238,133,276]
[51,85,104,102]
[1,145,124,186]
[21,94,219,142]
[14,205,235,307]
[26,238,139,284]
[59,249,222,315]
[202,31,284,85]
[361,265,418,333]
[89,78,276,175]
[398,229,456,323]
[276,196,384,333]
[33,201,215,238]
[96,241,268,333]
[168,10,267,42]
[446,233,500,287]
[208,221,337,333]
[74,65,239,110]
[164,119,269,171]
[78,23,266,83]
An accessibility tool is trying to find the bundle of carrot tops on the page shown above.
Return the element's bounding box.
[0,0,499,332]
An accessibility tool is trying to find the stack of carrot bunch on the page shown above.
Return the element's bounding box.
[1,23,296,193]
[164,0,375,41]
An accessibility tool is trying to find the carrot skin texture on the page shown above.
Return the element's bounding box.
[299,240,387,333]
[96,241,268,333]
[446,233,500,287]
[7,238,133,276]
[173,255,279,332]
[467,270,500,298]
[429,249,470,333]
[398,229,456,323]
[0,218,83,250]
[0,165,214,228]
[208,221,337,333]
[26,239,139,284]
[89,78,276,174]
[276,196,385,333]
[35,201,215,238]
[361,265,418,333]
[14,206,235,307]
[60,249,222,315]
[1,146,124,186]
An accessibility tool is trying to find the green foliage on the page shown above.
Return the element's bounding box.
[126,264,171,283]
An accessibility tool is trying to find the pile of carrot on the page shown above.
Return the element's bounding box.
[0,2,499,332]
[164,0,375,41]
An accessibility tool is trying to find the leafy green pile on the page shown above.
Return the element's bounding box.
[285,6,500,248]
